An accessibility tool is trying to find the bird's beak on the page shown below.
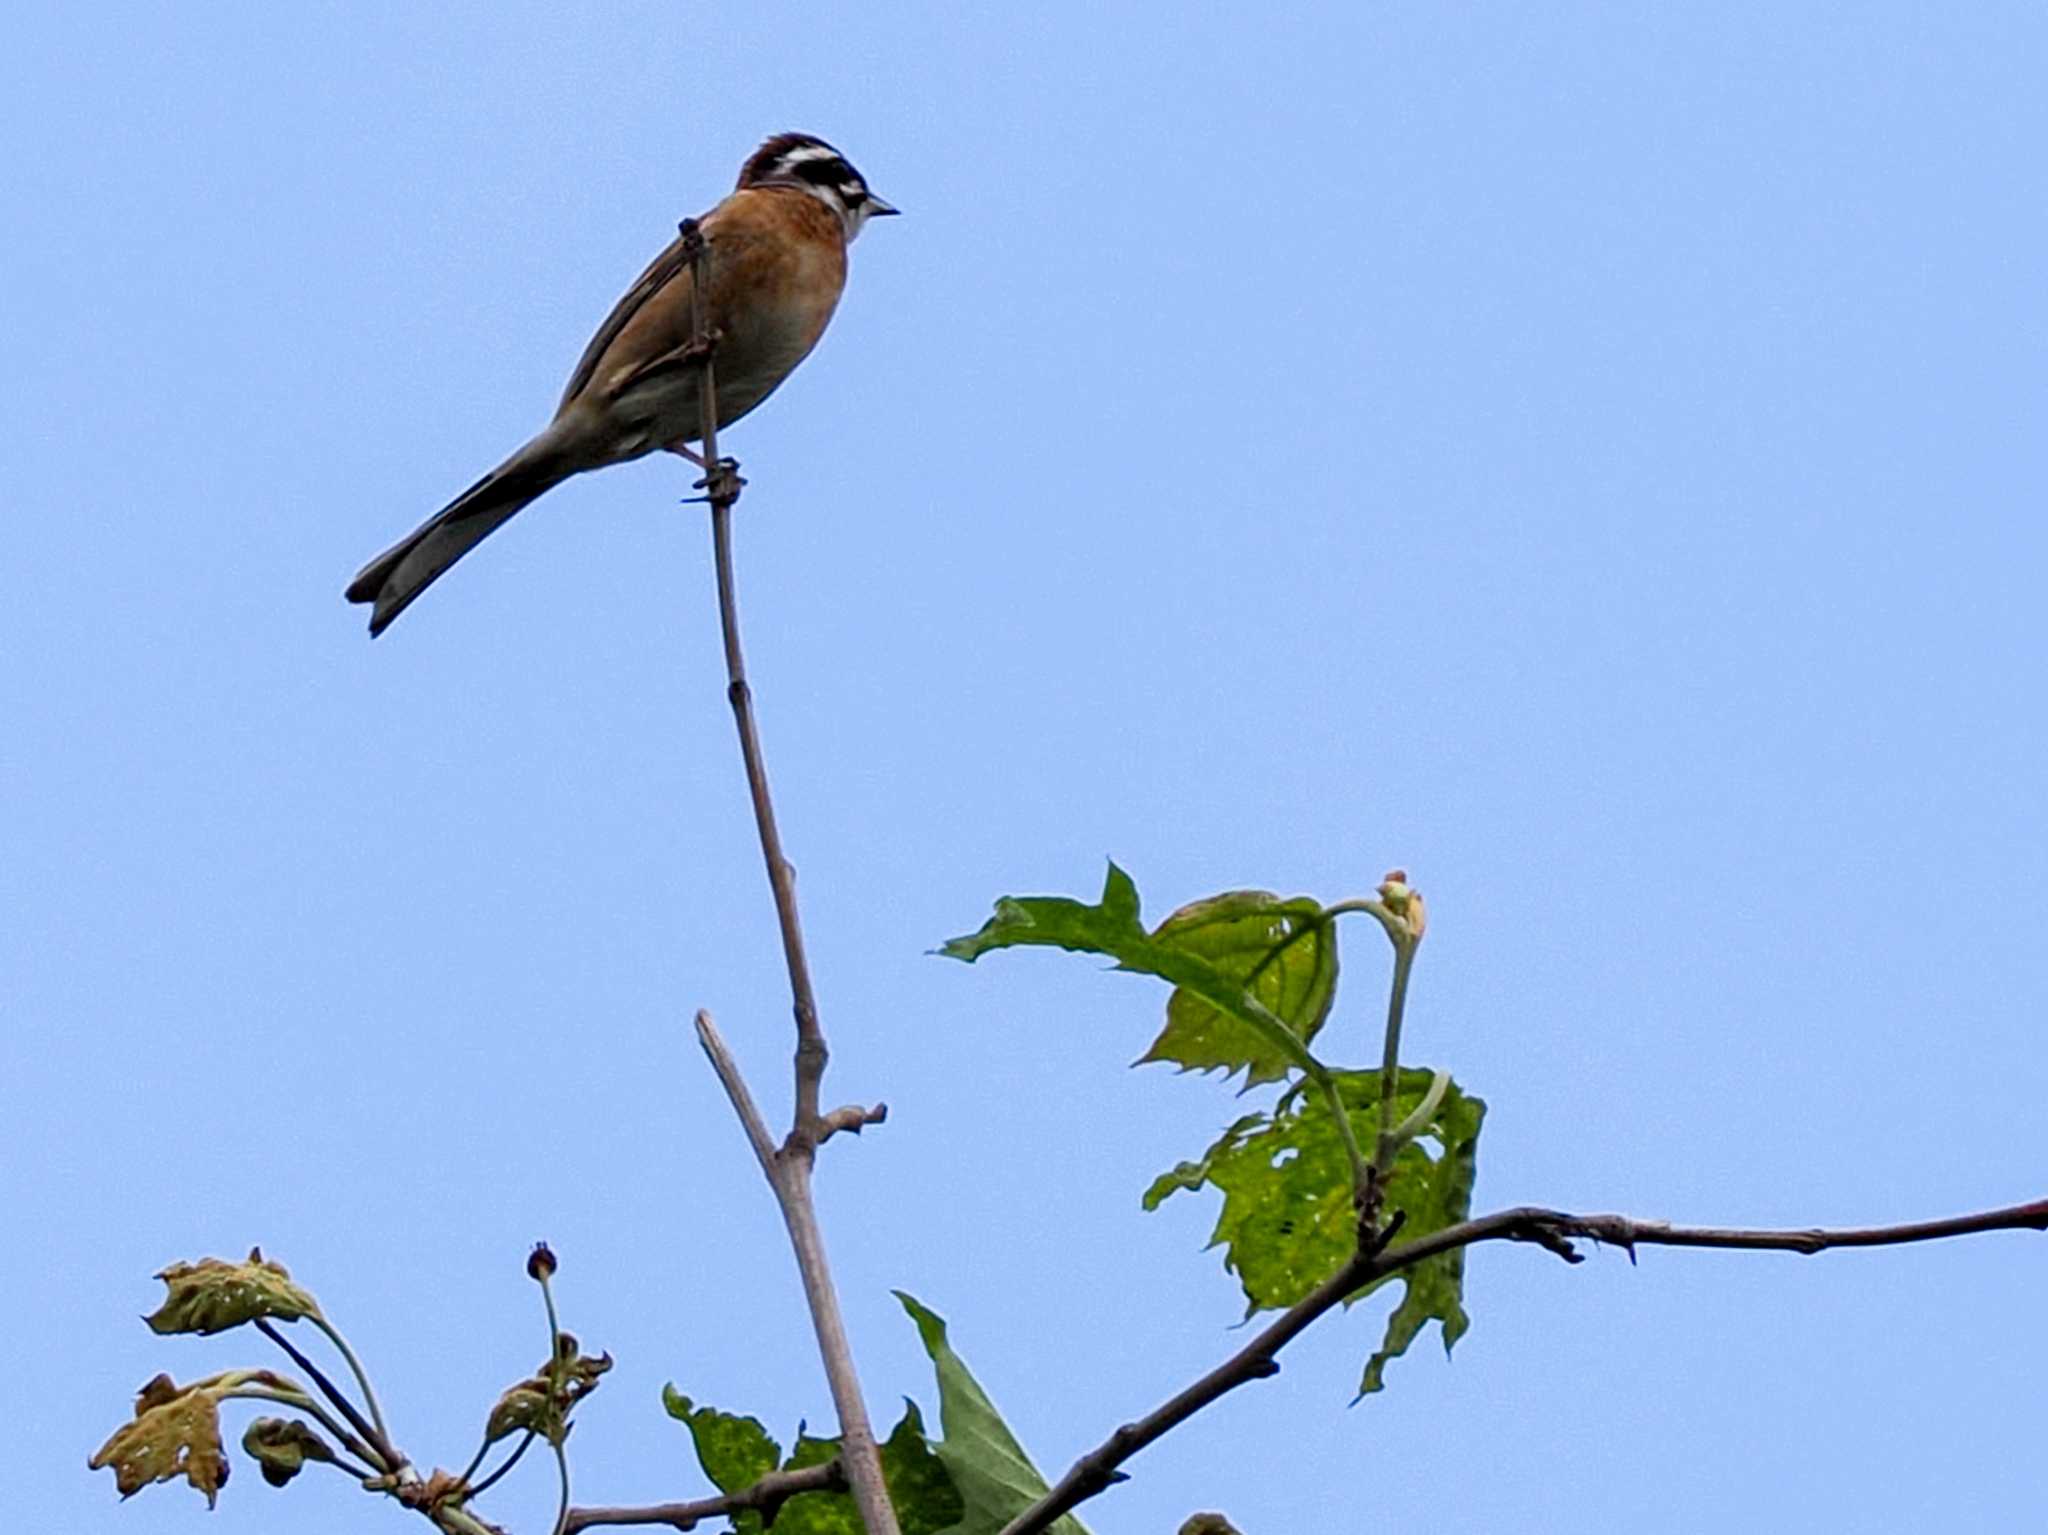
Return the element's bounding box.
[868,196,901,217]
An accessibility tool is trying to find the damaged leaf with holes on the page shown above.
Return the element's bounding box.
[89,1369,288,1507]
[661,1386,961,1535]
[144,1249,322,1335]
[1145,1069,1485,1395]
[940,864,1329,1083]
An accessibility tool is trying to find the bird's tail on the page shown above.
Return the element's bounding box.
[346,428,584,636]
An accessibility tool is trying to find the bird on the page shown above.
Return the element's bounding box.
[345,132,896,635]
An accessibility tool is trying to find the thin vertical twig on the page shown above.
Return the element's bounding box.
[695,1009,779,1172]
[536,1264,573,1535]
[1371,943,1416,1175]
[678,219,898,1535]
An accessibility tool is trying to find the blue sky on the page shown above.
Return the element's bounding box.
[5,5,2044,1532]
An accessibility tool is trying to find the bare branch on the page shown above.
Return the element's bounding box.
[694,1010,779,1173]
[564,1459,845,1533]
[678,218,896,1535]
[1000,1194,2048,1535]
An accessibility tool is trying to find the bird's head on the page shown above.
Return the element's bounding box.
[738,132,898,242]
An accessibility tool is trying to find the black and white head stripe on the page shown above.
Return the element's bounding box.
[738,132,897,238]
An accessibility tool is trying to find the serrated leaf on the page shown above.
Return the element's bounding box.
[896,1294,1091,1535]
[90,1372,241,1506]
[941,865,1322,1082]
[1357,1078,1483,1397]
[144,1249,322,1335]
[875,1401,967,1535]
[1148,1070,1485,1394]
[767,1431,854,1535]
[770,1409,965,1535]
[659,1393,961,1535]
[938,861,1146,963]
[241,1416,337,1487]
[662,1387,782,1497]
[1140,891,1338,1084]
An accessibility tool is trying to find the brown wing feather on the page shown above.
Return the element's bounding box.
[556,233,698,412]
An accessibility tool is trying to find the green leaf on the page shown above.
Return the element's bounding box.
[772,1432,856,1535]
[896,1293,1091,1535]
[941,864,1327,1083]
[771,1411,962,1535]
[144,1249,322,1335]
[662,1387,781,1495]
[938,861,1146,963]
[1139,891,1339,1085]
[660,1393,962,1535]
[875,1402,968,1535]
[1146,1070,1485,1395]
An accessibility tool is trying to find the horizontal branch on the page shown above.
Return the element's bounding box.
[562,1459,844,1533]
[1000,1194,2048,1535]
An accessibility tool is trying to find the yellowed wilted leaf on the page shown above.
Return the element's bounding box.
[485,1380,549,1444]
[89,1373,232,1506]
[485,1338,613,1445]
[146,1248,322,1335]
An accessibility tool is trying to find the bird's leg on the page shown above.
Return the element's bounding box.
[665,441,709,468]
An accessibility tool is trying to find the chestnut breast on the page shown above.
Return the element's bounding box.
[557,186,848,455]
[699,187,849,422]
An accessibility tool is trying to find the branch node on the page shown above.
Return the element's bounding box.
[1365,1208,1407,1258]
[815,1102,889,1144]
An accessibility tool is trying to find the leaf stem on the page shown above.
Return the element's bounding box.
[553,1434,574,1535]
[1308,1068,1372,1197]
[534,1265,573,1535]
[1320,897,1388,921]
[306,1314,392,1454]
[466,1430,536,1500]
[1372,943,1417,1175]
[255,1318,392,1472]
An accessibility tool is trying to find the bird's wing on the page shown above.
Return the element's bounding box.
[556,230,700,411]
